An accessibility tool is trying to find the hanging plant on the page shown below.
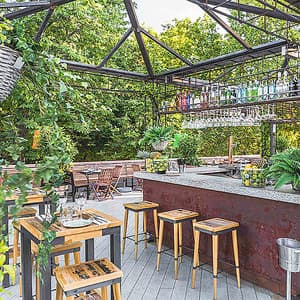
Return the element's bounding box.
[0,45,24,102]
[139,126,173,151]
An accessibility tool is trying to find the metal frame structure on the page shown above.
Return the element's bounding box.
[1,0,299,81]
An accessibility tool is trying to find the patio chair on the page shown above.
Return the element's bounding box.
[110,165,123,195]
[132,164,143,190]
[92,168,114,201]
[70,170,89,201]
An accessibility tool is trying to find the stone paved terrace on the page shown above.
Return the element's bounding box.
[4,191,283,300]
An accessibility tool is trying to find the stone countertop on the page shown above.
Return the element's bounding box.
[135,169,300,205]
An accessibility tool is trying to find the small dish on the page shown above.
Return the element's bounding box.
[63,219,92,228]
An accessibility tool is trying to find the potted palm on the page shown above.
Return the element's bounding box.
[266,149,300,192]
[139,126,172,151]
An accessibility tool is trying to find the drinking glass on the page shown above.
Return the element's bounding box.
[61,203,74,225]
[58,197,67,222]
[76,192,86,220]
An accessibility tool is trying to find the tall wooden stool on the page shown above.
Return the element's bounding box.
[191,218,240,300]
[13,220,82,299]
[122,201,159,260]
[55,258,123,300]
[156,209,199,279]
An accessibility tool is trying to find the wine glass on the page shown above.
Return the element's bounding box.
[58,196,67,222]
[75,192,86,220]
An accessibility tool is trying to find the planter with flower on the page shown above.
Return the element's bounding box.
[139,127,172,174]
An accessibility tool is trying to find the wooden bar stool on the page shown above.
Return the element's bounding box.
[55,258,123,300]
[191,218,240,300]
[122,201,159,260]
[13,220,82,299]
[156,209,199,280]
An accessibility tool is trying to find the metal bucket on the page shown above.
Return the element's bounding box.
[277,238,300,272]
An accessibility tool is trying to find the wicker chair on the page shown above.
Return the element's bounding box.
[92,168,114,201]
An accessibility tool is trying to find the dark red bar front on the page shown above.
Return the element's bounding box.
[144,179,300,297]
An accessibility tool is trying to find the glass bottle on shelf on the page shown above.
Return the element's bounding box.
[220,86,226,106]
[269,79,276,100]
[181,91,187,111]
[215,84,220,106]
[263,80,269,100]
[226,87,232,105]
[231,87,237,104]
[283,71,289,98]
[194,94,200,109]
[297,74,300,96]
[246,81,252,102]
[236,84,243,103]
[205,86,210,108]
[210,86,214,106]
[276,72,283,98]
[176,91,181,111]
[258,81,264,101]
[186,91,191,110]
[289,77,297,97]
[252,80,258,102]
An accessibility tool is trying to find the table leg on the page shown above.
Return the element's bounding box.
[85,239,95,261]
[86,177,90,200]
[2,204,9,288]
[21,228,33,300]
[39,202,45,215]
[110,226,121,300]
[39,251,52,300]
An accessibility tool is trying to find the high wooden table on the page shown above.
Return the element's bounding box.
[20,208,122,300]
[2,192,45,288]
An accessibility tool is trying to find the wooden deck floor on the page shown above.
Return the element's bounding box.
[3,191,283,300]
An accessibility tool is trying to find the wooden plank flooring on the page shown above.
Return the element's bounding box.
[3,191,283,300]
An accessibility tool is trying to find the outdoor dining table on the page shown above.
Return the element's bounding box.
[78,169,102,199]
[20,208,122,300]
[2,191,45,288]
[78,167,115,199]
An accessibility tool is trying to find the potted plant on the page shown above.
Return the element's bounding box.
[266,148,300,191]
[139,126,172,151]
[174,133,202,167]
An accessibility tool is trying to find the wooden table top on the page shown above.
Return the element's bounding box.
[20,209,122,242]
[5,191,44,204]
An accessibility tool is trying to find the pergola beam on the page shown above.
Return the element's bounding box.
[99,27,133,68]
[124,0,153,77]
[156,39,287,78]
[34,8,55,42]
[207,7,290,42]
[61,60,149,80]
[255,0,300,23]
[3,0,75,20]
[140,29,193,66]
[188,0,300,22]
[285,0,300,10]
[0,1,49,8]
[199,4,251,49]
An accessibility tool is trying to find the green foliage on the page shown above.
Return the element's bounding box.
[266,149,300,190]
[175,133,202,166]
[139,126,173,147]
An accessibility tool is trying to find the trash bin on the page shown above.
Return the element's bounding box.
[277,238,300,300]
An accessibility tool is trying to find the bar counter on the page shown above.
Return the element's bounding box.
[136,169,300,296]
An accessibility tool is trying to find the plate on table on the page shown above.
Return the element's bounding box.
[63,219,92,228]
